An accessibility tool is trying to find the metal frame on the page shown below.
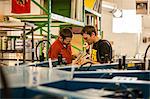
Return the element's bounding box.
[0,22,31,63]
[4,0,102,62]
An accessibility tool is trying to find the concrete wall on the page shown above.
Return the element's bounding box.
[101,11,138,57]
[140,15,150,54]
[101,0,149,58]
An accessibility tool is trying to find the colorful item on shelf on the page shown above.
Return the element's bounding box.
[85,0,102,13]
[85,0,96,9]
[11,0,31,14]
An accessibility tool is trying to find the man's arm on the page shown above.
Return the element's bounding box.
[48,45,59,60]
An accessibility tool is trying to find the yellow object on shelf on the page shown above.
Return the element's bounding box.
[127,63,135,67]
[85,0,96,9]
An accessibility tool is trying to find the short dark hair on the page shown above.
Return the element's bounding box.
[81,25,97,36]
[59,28,73,39]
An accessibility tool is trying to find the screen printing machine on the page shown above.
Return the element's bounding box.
[0,57,150,99]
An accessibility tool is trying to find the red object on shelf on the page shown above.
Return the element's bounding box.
[11,0,31,14]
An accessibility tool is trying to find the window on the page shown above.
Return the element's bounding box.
[113,10,142,33]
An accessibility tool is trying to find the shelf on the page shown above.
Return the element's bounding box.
[0,21,32,32]
[0,59,32,61]
[9,13,85,27]
[51,13,85,26]
[0,35,20,38]
[85,7,102,17]
[7,36,20,38]
[2,0,85,62]
[0,50,23,53]
[0,22,24,27]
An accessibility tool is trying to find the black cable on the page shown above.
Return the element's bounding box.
[86,62,93,71]
[143,44,150,70]
[35,40,51,61]
[77,61,93,71]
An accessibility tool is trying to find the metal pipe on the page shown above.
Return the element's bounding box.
[26,23,47,35]
[102,1,122,17]
[31,27,34,62]
[23,23,26,63]
[144,44,150,70]
[46,0,51,60]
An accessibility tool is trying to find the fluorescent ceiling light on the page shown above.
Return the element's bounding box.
[102,1,122,18]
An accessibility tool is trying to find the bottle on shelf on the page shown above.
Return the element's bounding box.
[2,36,7,50]
[7,38,12,50]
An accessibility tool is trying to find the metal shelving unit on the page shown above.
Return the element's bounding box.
[3,0,85,62]
[85,7,102,17]
[0,22,33,63]
[1,0,102,63]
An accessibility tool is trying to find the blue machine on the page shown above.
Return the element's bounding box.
[41,78,150,99]
[73,70,150,81]
[28,61,144,71]
[1,63,149,99]
[1,78,149,99]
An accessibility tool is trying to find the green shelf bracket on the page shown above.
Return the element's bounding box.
[26,23,47,35]
[16,15,48,19]
[72,45,82,51]
[82,37,85,51]
[46,0,51,60]
[23,0,87,60]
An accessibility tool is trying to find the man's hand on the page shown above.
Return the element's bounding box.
[72,55,77,60]
[73,52,92,65]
